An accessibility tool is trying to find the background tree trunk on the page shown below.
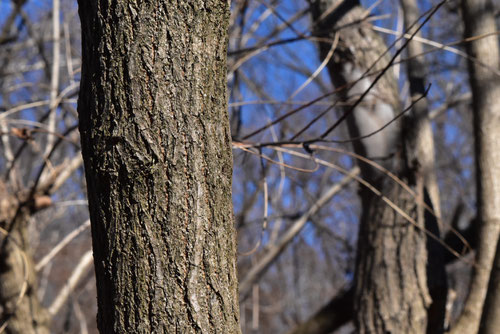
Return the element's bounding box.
[0,187,50,334]
[452,0,500,333]
[309,1,445,332]
[77,1,241,333]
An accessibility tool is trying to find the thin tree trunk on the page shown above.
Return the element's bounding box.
[450,1,500,333]
[399,0,447,332]
[399,0,441,219]
[77,1,241,333]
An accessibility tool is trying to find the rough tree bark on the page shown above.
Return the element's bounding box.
[77,1,241,333]
[309,1,445,332]
[451,0,500,333]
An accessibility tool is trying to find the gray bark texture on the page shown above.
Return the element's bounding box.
[309,1,445,333]
[452,0,500,333]
[77,1,241,333]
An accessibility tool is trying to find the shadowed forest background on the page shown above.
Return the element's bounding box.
[0,0,499,333]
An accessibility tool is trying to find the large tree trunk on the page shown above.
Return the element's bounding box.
[77,1,241,333]
[452,0,500,333]
[309,1,444,332]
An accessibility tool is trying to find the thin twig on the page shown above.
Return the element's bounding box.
[35,219,91,272]
[272,146,474,265]
[48,250,93,316]
[44,0,61,157]
[239,167,359,299]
